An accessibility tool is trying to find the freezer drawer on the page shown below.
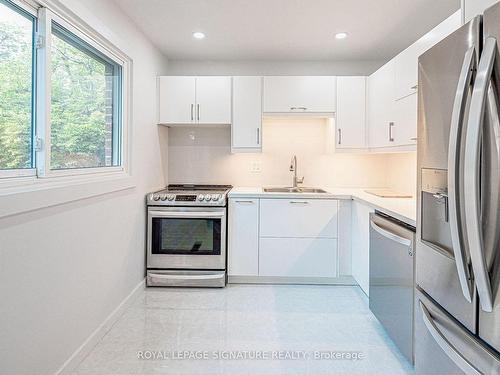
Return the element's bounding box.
[369,212,415,364]
[415,288,500,374]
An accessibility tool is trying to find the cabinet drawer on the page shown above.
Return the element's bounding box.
[259,238,338,277]
[260,199,338,238]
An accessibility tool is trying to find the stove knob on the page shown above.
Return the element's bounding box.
[212,194,221,201]
[160,194,167,201]
[167,194,175,201]
[205,195,212,201]
[152,194,161,201]
[198,194,205,201]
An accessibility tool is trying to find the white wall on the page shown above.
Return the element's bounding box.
[168,118,413,190]
[0,1,169,374]
[384,152,417,196]
[166,59,384,76]
[462,0,498,21]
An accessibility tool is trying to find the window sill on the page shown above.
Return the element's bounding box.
[0,172,136,219]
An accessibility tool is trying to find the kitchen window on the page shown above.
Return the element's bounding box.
[0,0,36,178]
[0,0,130,181]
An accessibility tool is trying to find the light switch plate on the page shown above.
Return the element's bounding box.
[250,161,262,173]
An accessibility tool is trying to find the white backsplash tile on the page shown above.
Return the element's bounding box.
[167,118,415,192]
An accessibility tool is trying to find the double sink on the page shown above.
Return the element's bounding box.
[263,187,327,194]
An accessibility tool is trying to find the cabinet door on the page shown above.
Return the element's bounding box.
[367,60,396,148]
[394,92,417,146]
[195,76,232,124]
[263,76,336,113]
[393,43,421,100]
[232,76,262,150]
[260,199,338,238]
[158,76,195,124]
[351,201,374,295]
[259,238,338,277]
[336,76,366,149]
[393,11,461,100]
[228,198,259,276]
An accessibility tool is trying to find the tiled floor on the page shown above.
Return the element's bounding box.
[73,285,414,375]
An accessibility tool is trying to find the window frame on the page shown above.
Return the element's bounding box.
[0,0,131,182]
[0,0,38,179]
[36,7,130,178]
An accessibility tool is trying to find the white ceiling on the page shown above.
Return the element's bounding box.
[114,0,460,62]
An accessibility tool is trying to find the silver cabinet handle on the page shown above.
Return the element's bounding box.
[191,104,194,121]
[389,122,395,142]
[289,201,308,204]
[290,106,307,111]
[447,46,476,303]
[464,37,497,312]
[338,128,342,145]
[370,220,412,247]
[197,104,200,121]
[257,128,260,145]
[419,301,482,375]
[411,85,418,90]
[234,200,254,204]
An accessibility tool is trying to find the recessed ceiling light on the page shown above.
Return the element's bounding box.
[335,32,348,40]
[192,31,205,39]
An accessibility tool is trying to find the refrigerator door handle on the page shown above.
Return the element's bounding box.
[419,301,482,375]
[447,46,476,303]
[464,37,497,313]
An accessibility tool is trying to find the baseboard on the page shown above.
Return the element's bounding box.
[228,275,356,285]
[54,278,146,375]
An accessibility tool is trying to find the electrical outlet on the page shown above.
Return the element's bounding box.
[250,161,262,173]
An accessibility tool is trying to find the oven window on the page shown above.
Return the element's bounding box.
[151,218,221,255]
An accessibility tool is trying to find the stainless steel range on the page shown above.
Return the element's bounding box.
[146,184,232,287]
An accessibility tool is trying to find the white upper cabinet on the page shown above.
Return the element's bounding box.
[263,76,336,114]
[195,77,232,124]
[158,76,196,124]
[393,11,461,101]
[158,76,231,125]
[366,10,461,149]
[232,76,262,151]
[336,76,366,149]
[394,93,418,145]
[367,60,396,148]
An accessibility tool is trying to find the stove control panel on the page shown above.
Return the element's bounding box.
[147,189,229,207]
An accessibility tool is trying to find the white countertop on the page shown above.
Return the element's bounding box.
[228,187,416,227]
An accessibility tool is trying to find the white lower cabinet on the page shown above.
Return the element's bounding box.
[259,238,338,277]
[228,197,342,280]
[228,198,259,276]
[260,198,338,238]
[351,200,374,296]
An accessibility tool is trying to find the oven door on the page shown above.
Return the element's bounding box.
[147,207,226,270]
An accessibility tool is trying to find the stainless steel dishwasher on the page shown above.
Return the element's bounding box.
[369,211,416,364]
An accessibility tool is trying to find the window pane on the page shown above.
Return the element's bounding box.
[50,22,121,170]
[0,1,34,170]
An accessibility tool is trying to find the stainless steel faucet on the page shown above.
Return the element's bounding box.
[289,155,304,188]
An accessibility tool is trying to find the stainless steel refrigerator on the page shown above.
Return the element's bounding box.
[416,2,500,373]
